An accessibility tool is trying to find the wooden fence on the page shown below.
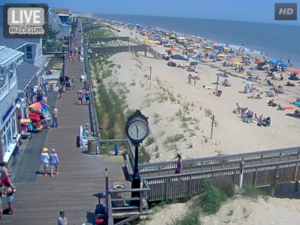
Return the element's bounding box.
[143,160,300,201]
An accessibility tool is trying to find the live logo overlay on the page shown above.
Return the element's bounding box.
[2,4,49,39]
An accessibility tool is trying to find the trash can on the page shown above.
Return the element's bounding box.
[111,182,126,207]
[84,80,88,90]
[217,90,222,97]
[87,138,97,154]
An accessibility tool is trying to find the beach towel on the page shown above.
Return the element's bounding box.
[282,107,295,109]
[203,85,214,90]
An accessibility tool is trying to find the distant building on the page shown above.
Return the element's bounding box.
[48,7,71,40]
[55,8,70,23]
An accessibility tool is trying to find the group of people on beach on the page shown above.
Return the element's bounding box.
[234,103,271,126]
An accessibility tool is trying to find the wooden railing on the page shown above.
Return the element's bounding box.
[129,37,162,59]
[143,159,300,201]
[138,146,300,176]
[83,28,101,153]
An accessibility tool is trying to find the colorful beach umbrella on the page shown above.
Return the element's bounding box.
[223,47,229,50]
[143,36,148,39]
[214,46,223,49]
[249,67,257,70]
[210,54,217,58]
[217,54,224,57]
[204,43,212,46]
[255,60,262,64]
[29,102,43,108]
[233,61,241,65]
[205,46,212,49]
[292,70,300,74]
[229,50,235,53]
[169,48,175,51]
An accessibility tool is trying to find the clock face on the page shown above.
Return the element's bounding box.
[128,120,148,141]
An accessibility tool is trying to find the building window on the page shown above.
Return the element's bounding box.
[25,46,33,60]
[9,64,14,79]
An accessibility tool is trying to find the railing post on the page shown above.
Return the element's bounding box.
[239,161,244,194]
[165,178,169,200]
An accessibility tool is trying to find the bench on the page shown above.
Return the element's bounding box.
[78,126,88,148]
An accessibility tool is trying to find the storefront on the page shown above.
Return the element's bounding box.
[1,98,21,162]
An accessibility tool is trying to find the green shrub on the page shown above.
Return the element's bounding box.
[201,181,224,214]
[242,185,264,200]
[210,177,235,198]
[168,209,201,225]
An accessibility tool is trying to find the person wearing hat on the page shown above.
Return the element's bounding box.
[57,210,68,225]
[50,149,59,178]
[77,88,83,105]
[40,148,50,176]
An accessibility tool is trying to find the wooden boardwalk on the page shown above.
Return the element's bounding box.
[3,34,127,224]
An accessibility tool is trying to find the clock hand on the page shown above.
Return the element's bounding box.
[136,126,139,138]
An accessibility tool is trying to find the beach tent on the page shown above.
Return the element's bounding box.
[171,55,187,61]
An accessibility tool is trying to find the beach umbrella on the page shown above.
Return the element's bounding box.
[210,54,217,58]
[41,103,49,108]
[233,61,241,65]
[194,43,200,46]
[217,54,224,57]
[249,67,257,70]
[292,70,300,74]
[255,60,262,64]
[169,48,175,51]
[189,47,194,49]
[204,43,212,47]
[154,41,160,44]
[190,62,198,66]
[205,46,212,49]
[277,60,284,64]
[214,46,223,49]
[279,63,287,67]
[223,47,229,50]
[229,50,234,53]
[143,36,148,39]
[147,40,154,43]
[226,58,232,61]
[29,102,43,108]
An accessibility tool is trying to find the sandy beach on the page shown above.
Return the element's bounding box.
[86,20,300,225]
[91,24,300,162]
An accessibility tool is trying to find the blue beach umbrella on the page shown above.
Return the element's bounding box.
[279,63,287,67]
[205,43,212,46]
[210,54,217,58]
[249,67,257,70]
[269,59,277,63]
[214,46,223,49]
[270,68,279,72]
[229,50,235,53]
[277,60,284,64]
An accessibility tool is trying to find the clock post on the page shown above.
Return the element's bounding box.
[125,110,149,202]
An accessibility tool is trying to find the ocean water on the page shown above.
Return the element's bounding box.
[94,14,300,69]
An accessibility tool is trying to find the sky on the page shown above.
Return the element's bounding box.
[0,0,299,26]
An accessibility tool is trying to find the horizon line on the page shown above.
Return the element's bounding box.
[92,13,300,27]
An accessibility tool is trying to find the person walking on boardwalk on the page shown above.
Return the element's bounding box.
[57,210,68,225]
[175,154,182,174]
[0,162,15,196]
[5,186,15,215]
[58,85,63,99]
[50,149,59,178]
[85,89,90,106]
[52,106,58,128]
[77,88,83,105]
[72,76,76,90]
[40,148,49,176]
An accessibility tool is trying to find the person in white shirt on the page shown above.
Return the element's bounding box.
[40,148,49,176]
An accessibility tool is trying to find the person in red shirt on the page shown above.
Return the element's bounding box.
[0,162,15,195]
